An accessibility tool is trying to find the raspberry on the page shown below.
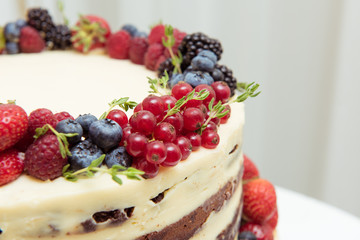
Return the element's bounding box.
[28,108,58,136]
[148,24,165,45]
[54,111,74,122]
[19,26,45,53]
[107,30,131,59]
[144,43,165,70]
[129,37,148,64]
[25,134,68,181]
[0,149,25,186]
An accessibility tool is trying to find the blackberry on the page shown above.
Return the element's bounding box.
[179,32,223,69]
[27,8,55,39]
[46,25,72,50]
[157,58,174,77]
[212,64,237,96]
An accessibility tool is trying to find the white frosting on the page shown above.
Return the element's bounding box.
[0,51,245,239]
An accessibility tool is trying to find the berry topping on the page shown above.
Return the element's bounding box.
[54,111,74,121]
[76,114,98,133]
[105,146,133,168]
[184,71,214,87]
[69,139,103,171]
[5,42,19,54]
[0,149,25,186]
[145,140,167,164]
[171,82,193,100]
[4,22,21,42]
[133,157,159,179]
[19,26,46,53]
[129,110,156,136]
[121,24,138,37]
[201,130,220,149]
[27,8,55,39]
[28,108,58,136]
[55,119,83,145]
[145,43,165,71]
[183,107,205,131]
[212,64,238,96]
[129,36,149,64]
[239,223,273,240]
[174,136,192,160]
[0,103,28,152]
[106,109,128,129]
[142,95,165,116]
[191,55,215,72]
[89,119,123,152]
[238,231,257,240]
[125,132,148,158]
[161,143,182,167]
[211,81,231,103]
[107,30,131,59]
[148,24,165,45]
[242,154,260,181]
[185,132,201,151]
[154,122,176,143]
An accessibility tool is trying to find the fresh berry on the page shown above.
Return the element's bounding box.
[4,22,21,42]
[72,15,111,53]
[69,139,103,171]
[154,55,167,72]
[163,112,184,134]
[212,64,237,96]
[144,43,165,70]
[107,30,131,59]
[19,26,46,53]
[133,157,159,179]
[0,149,25,186]
[121,24,138,37]
[27,108,58,136]
[239,223,273,240]
[184,71,214,87]
[161,95,177,109]
[145,140,167,164]
[194,84,216,106]
[46,24,72,50]
[89,119,123,152]
[106,109,128,129]
[25,134,68,180]
[15,19,27,29]
[142,95,165,116]
[171,82,193,100]
[119,125,132,146]
[133,103,143,113]
[5,42,19,54]
[134,31,148,38]
[185,132,201,151]
[201,130,220,149]
[243,178,277,224]
[129,36,148,64]
[242,154,259,181]
[191,55,215,72]
[266,206,278,230]
[125,132,148,157]
[174,136,192,160]
[183,107,205,131]
[55,119,83,145]
[54,111,74,122]
[154,122,176,143]
[27,8,55,39]
[161,143,182,167]
[157,58,174,78]
[220,105,231,124]
[167,73,184,88]
[0,103,28,152]
[211,81,231,103]
[203,121,217,132]
[148,24,165,45]
[105,146,133,168]
[14,132,34,152]
[75,114,98,133]
[163,28,186,58]
[238,231,257,240]
[183,91,203,109]
[198,50,217,64]
[129,110,156,136]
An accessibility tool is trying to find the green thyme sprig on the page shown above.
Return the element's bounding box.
[199,98,229,134]
[34,124,77,158]
[161,89,210,122]
[235,82,261,102]
[62,155,144,185]
[99,97,137,120]
[57,0,69,26]
[148,71,171,95]
[162,25,183,74]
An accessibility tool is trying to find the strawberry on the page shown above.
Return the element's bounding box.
[107,30,131,59]
[265,206,278,229]
[239,223,273,240]
[144,43,165,70]
[0,26,5,54]
[19,26,45,53]
[0,102,28,152]
[0,149,25,186]
[242,178,277,224]
[148,24,165,45]
[242,154,259,181]
[129,36,149,64]
[71,15,111,53]
[27,108,58,136]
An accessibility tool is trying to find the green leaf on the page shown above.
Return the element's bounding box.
[112,175,123,185]
[89,155,105,168]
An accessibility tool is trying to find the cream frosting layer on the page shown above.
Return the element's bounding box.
[0,51,245,240]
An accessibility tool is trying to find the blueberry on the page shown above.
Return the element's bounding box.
[4,22,20,42]
[134,31,148,38]
[191,55,215,72]
[15,19,27,29]
[76,114,98,133]
[238,231,257,240]
[168,73,184,88]
[105,146,133,168]
[89,119,123,152]
[198,50,217,64]
[5,42,19,54]
[56,119,83,145]
[121,24,138,37]
[184,71,214,87]
[211,68,224,81]
[69,140,104,171]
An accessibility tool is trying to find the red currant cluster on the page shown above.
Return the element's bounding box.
[109,81,232,179]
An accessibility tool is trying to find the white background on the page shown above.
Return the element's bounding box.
[1,0,360,219]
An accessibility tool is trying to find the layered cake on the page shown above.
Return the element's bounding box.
[0,8,277,240]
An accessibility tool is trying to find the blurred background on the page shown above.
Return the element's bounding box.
[1,0,359,218]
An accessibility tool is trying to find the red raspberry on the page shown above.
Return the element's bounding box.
[144,43,165,70]
[242,154,260,181]
[129,37,149,64]
[0,149,25,186]
[0,103,28,152]
[148,24,165,45]
[107,30,131,59]
[25,134,68,181]
[164,28,186,58]
[54,111,74,122]
[19,26,45,53]
[28,108,58,136]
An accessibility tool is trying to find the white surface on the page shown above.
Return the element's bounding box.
[276,186,360,239]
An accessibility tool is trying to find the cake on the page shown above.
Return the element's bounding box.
[0,9,277,240]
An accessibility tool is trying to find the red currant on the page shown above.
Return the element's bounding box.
[220,105,231,124]
[134,103,143,113]
[119,126,132,146]
[201,130,220,149]
[125,132,148,157]
[183,92,203,109]
[142,95,165,116]
[195,84,216,106]
[174,136,192,160]
[161,95,177,109]
[145,140,167,164]
[185,132,201,151]
[133,157,159,179]
[130,110,156,136]
[154,122,176,142]
[171,82,193,100]
[203,121,218,132]
[183,107,205,131]
[107,109,128,129]
[211,81,231,103]
[163,112,184,134]
[161,143,182,167]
